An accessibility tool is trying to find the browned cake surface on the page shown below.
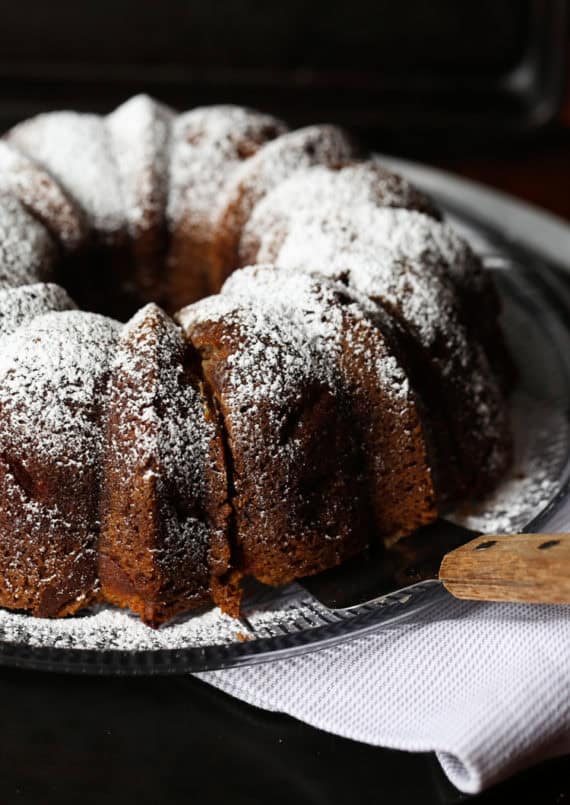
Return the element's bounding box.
[211,125,358,288]
[107,96,175,308]
[100,303,231,626]
[220,267,439,539]
[179,294,373,594]
[0,141,87,254]
[0,311,118,616]
[249,205,513,500]
[165,106,286,309]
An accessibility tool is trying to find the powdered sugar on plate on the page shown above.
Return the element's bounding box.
[450,391,566,535]
[0,600,243,650]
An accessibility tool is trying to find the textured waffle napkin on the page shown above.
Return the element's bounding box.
[199,497,570,794]
[195,169,570,794]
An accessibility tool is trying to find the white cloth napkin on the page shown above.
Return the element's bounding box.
[199,594,570,794]
[196,169,570,794]
[199,492,570,795]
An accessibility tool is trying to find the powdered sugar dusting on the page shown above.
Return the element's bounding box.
[0,282,76,338]
[0,601,243,650]
[215,125,356,257]
[452,392,565,534]
[0,580,354,649]
[179,267,353,441]
[254,203,507,467]
[220,264,411,404]
[0,142,86,252]
[0,194,56,288]
[239,160,438,263]
[7,111,125,241]
[167,106,286,240]
[223,125,355,209]
[256,205,462,347]
[0,310,119,467]
[107,94,174,235]
[107,303,222,578]
[179,288,342,439]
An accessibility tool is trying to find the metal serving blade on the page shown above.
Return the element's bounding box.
[299,519,478,610]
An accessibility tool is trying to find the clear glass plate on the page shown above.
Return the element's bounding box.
[1,181,569,676]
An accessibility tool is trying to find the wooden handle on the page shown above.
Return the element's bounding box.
[439,533,570,605]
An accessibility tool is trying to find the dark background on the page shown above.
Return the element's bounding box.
[0,0,568,220]
[0,2,569,803]
[0,0,565,143]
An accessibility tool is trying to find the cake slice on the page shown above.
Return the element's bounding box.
[99,303,231,626]
[177,264,437,607]
[0,311,119,616]
[221,265,439,541]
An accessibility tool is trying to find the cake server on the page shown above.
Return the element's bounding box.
[300,519,570,610]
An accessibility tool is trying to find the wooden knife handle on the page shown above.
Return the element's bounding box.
[439,533,570,605]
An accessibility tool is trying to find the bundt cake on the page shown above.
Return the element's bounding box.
[0,94,513,626]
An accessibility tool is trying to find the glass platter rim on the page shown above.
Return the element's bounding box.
[1,163,569,676]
